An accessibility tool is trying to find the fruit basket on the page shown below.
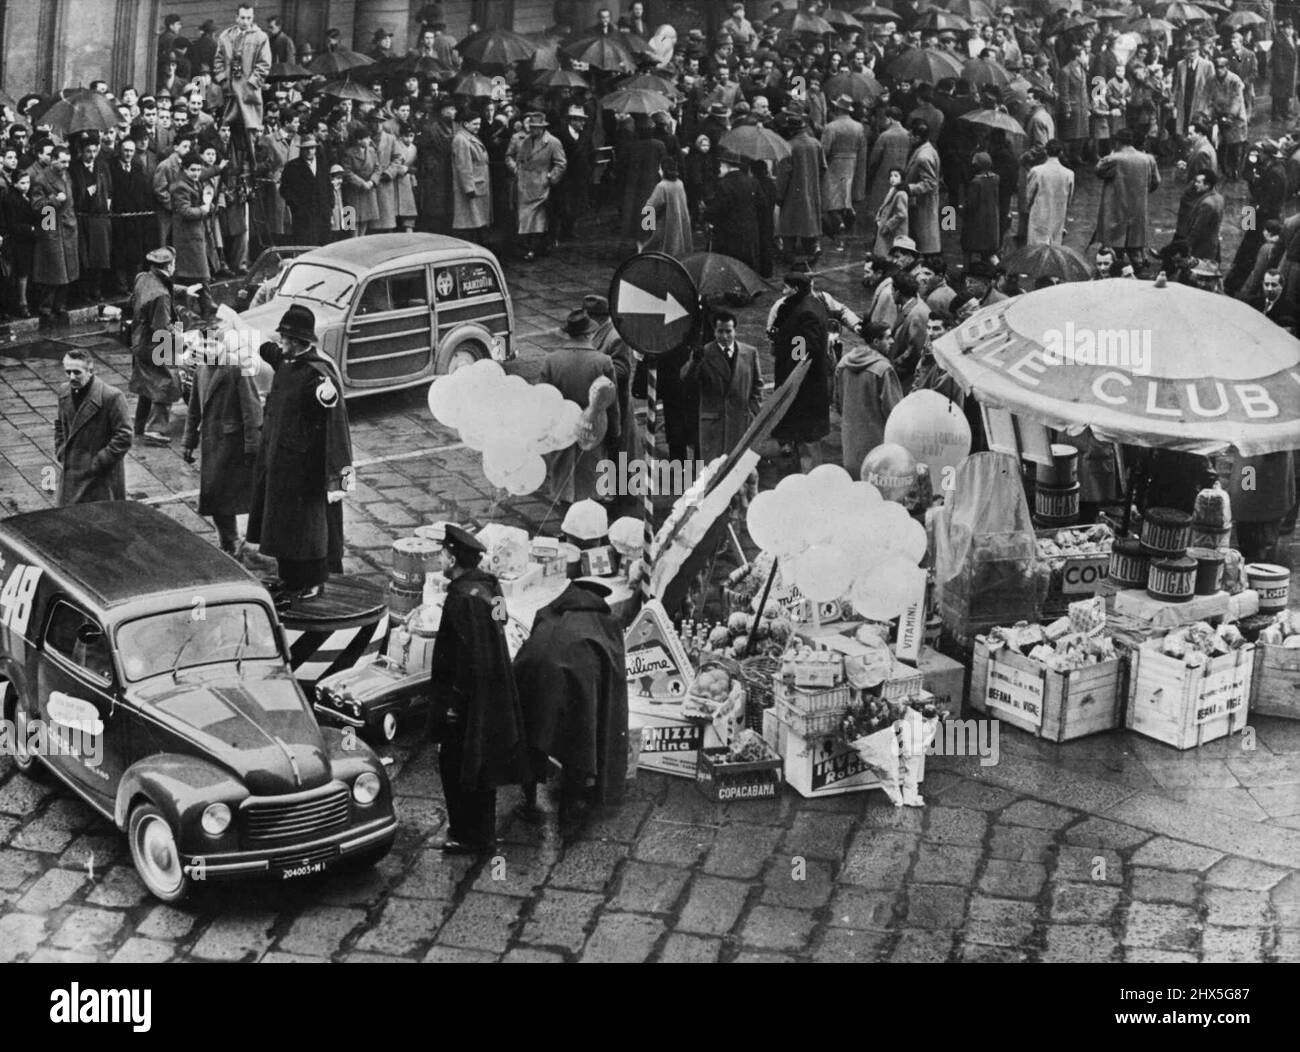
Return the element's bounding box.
[681,656,746,726]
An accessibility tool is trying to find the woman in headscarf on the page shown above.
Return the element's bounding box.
[641,155,692,258]
[646,25,678,71]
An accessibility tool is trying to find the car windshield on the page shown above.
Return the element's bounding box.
[116,603,280,683]
[276,262,357,307]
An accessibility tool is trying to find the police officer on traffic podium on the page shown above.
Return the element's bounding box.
[247,303,353,602]
[427,525,528,854]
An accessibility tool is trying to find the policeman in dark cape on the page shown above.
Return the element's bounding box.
[428,525,529,854]
[513,577,628,827]
[247,303,353,601]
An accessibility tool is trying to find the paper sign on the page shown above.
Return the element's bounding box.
[985,657,1045,728]
[624,599,694,700]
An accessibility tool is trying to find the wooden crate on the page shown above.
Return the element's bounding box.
[762,709,925,798]
[695,746,783,802]
[971,637,1123,742]
[1126,641,1254,749]
[1250,643,1300,720]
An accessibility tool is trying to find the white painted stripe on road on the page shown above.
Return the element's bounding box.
[143,442,467,505]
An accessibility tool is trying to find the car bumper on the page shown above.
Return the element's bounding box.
[313,702,366,728]
[181,814,398,879]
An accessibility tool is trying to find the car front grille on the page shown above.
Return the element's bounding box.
[244,785,350,844]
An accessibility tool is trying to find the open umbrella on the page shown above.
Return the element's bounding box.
[825,70,885,103]
[1221,10,1265,28]
[450,71,497,98]
[962,57,1013,89]
[37,89,119,135]
[1089,7,1130,19]
[823,8,865,29]
[945,0,997,20]
[624,73,681,100]
[931,277,1300,456]
[532,68,590,89]
[913,10,972,32]
[457,27,537,68]
[887,47,965,84]
[268,61,313,81]
[1127,15,1176,33]
[719,124,793,164]
[397,54,455,79]
[599,87,674,114]
[767,10,837,34]
[619,31,653,57]
[564,35,636,73]
[1197,0,1229,13]
[1001,243,1093,283]
[311,48,374,76]
[319,79,383,103]
[1153,1,1212,22]
[960,106,1026,136]
[683,252,770,300]
[853,4,902,21]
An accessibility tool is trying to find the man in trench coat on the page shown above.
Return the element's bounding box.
[212,5,272,134]
[1172,39,1215,143]
[279,134,331,245]
[30,144,79,319]
[681,308,763,464]
[55,349,132,506]
[182,324,263,560]
[775,113,826,259]
[821,95,863,250]
[129,246,182,444]
[1026,139,1074,246]
[904,120,943,256]
[246,303,353,600]
[1094,130,1160,270]
[507,111,567,261]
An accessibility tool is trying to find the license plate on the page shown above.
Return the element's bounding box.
[279,858,330,880]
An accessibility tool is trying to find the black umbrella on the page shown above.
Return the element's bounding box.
[457,27,537,69]
[532,68,590,89]
[268,61,313,81]
[684,252,771,300]
[312,48,375,76]
[37,89,119,135]
[563,35,637,73]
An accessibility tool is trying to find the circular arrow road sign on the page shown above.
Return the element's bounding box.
[608,252,700,356]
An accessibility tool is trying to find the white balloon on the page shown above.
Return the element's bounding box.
[894,516,929,564]
[460,419,490,452]
[851,556,927,621]
[807,463,854,493]
[884,389,972,479]
[503,454,547,496]
[746,490,783,553]
[428,375,463,429]
[794,544,848,602]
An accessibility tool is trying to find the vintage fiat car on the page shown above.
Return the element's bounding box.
[238,232,515,397]
[0,502,398,902]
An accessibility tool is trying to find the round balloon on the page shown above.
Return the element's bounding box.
[794,544,848,602]
[428,375,464,429]
[503,454,547,496]
[851,556,927,621]
[860,443,918,503]
[746,490,784,553]
[884,390,971,480]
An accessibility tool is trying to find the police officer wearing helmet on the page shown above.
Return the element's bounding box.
[246,303,354,601]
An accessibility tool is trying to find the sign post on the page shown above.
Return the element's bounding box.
[608,253,702,597]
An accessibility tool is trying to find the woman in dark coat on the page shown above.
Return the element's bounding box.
[961,151,1002,260]
[1,169,38,316]
[683,133,717,231]
[182,338,263,555]
[770,271,831,470]
[616,119,666,240]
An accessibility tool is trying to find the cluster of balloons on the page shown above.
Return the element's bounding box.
[745,463,928,621]
[427,360,583,496]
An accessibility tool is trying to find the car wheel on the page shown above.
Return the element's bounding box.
[128,803,192,903]
[446,341,485,374]
[335,836,395,874]
[3,681,40,776]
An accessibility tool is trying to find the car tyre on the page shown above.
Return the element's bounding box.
[445,340,485,374]
[128,802,192,903]
[3,681,41,777]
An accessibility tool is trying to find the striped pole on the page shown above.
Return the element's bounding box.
[641,361,657,600]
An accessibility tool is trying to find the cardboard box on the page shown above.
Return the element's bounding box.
[629,695,730,778]
[909,646,965,720]
[1127,641,1253,749]
[763,709,926,798]
[498,563,543,598]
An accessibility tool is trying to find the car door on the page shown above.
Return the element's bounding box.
[35,600,124,809]
[343,267,434,386]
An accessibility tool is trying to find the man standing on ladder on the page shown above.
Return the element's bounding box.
[212,4,272,254]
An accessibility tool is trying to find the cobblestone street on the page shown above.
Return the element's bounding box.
[2,121,1300,963]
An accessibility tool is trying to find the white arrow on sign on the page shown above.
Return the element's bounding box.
[617,280,690,326]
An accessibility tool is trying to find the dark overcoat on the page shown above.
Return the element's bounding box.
[182,362,262,516]
[771,290,831,444]
[54,377,132,505]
